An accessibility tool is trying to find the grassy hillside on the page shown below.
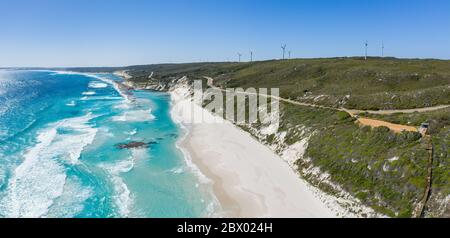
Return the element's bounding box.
[125,57,450,217]
[242,101,430,217]
[126,57,450,110]
[360,108,450,217]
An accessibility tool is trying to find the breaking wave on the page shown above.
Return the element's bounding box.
[88,82,108,89]
[112,109,155,122]
[82,91,96,96]
[0,114,98,218]
[45,177,93,218]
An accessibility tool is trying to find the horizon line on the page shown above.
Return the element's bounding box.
[2,56,450,69]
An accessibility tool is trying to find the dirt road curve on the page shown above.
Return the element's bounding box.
[346,105,450,116]
[204,77,420,133]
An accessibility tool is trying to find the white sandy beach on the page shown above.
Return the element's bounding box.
[170,84,336,218]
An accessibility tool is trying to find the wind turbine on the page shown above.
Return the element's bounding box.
[238,53,242,62]
[281,44,287,60]
[288,50,291,59]
[381,41,385,57]
[250,51,253,62]
[364,41,368,60]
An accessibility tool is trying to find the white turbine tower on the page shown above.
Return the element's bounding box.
[365,41,368,60]
[250,51,253,62]
[288,50,291,59]
[281,44,287,60]
[381,41,385,57]
[238,53,242,62]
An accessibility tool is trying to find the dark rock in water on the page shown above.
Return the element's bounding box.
[115,141,157,150]
[115,141,148,149]
[167,133,178,139]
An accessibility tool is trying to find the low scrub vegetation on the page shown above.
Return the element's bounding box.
[125,58,450,217]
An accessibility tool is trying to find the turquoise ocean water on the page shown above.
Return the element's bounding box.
[0,70,216,218]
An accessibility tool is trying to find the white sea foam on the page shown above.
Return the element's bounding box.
[45,177,93,218]
[175,127,211,184]
[110,176,132,217]
[100,159,133,216]
[49,71,87,76]
[0,165,6,188]
[66,100,76,107]
[88,82,108,89]
[112,109,155,122]
[81,96,122,101]
[48,71,123,98]
[82,91,96,96]
[107,159,135,175]
[170,167,185,174]
[0,113,98,218]
[47,71,132,103]
[130,129,137,135]
[169,92,211,184]
[125,128,138,136]
[42,114,98,165]
[114,103,132,110]
[1,127,66,218]
[99,148,149,217]
[87,75,131,102]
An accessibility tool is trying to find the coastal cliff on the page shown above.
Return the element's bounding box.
[123,72,377,217]
[120,58,450,218]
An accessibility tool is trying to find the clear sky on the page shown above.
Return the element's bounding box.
[1,0,449,67]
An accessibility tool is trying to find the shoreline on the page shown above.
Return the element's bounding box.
[175,121,237,218]
[168,84,233,217]
[179,129,251,217]
[169,83,336,218]
[114,70,132,80]
[117,74,377,218]
[170,104,225,218]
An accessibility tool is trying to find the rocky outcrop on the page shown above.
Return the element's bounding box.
[126,76,190,92]
[115,141,157,150]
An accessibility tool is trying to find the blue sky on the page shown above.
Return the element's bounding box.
[0,0,449,67]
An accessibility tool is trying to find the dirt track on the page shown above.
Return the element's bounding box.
[356,118,418,133]
[205,77,420,133]
[346,105,450,116]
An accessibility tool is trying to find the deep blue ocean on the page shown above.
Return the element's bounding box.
[0,70,216,218]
